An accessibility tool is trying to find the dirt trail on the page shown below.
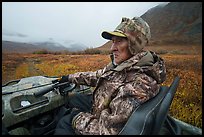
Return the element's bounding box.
[25,58,44,76]
[2,57,45,85]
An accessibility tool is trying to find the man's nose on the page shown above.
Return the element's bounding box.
[111,43,117,51]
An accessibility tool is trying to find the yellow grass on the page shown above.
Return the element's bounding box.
[15,63,29,79]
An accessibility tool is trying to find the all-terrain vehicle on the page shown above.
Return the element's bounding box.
[2,76,202,135]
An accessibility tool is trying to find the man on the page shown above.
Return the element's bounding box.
[54,16,166,135]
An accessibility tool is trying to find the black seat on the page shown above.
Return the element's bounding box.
[119,76,180,135]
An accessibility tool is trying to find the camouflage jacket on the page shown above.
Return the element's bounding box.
[68,50,166,135]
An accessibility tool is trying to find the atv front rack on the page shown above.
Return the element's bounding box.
[2,76,90,128]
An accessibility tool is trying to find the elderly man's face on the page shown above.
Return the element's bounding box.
[111,36,132,65]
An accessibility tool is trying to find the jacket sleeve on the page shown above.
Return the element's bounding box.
[68,67,106,87]
[72,73,160,135]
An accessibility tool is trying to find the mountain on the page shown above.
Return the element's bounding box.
[32,41,69,51]
[66,43,87,51]
[2,40,88,53]
[2,41,70,53]
[98,2,202,51]
[141,2,202,45]
[2,41,45,53]
[2,29,88,53]
[96,41,112,53]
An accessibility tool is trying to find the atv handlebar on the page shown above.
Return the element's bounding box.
[33,81,71,97]
[33,85,55,97]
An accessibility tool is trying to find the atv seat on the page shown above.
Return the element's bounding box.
[119,76,180,135]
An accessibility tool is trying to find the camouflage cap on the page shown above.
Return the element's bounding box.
[102,16,151,55]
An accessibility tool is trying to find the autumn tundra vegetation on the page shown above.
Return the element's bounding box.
[2,44,202,128]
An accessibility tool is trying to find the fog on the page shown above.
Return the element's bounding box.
[2,2,165,48]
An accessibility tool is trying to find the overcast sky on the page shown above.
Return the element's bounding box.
[2,2,165,48]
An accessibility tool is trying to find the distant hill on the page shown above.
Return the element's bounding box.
[2,41,69,53]
[2,40,88,53]
[2,29,88,53]
[96,41,112,52]
[141,2,202,45]
[98,2,202,51]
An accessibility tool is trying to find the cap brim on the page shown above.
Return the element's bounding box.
[102,31,126,40]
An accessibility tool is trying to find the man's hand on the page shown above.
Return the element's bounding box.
[52,75,69,84]
[58,75,69,83]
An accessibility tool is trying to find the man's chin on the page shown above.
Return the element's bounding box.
[113,60,118,66]
[114,60,121,65]
[114,57,123,65]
